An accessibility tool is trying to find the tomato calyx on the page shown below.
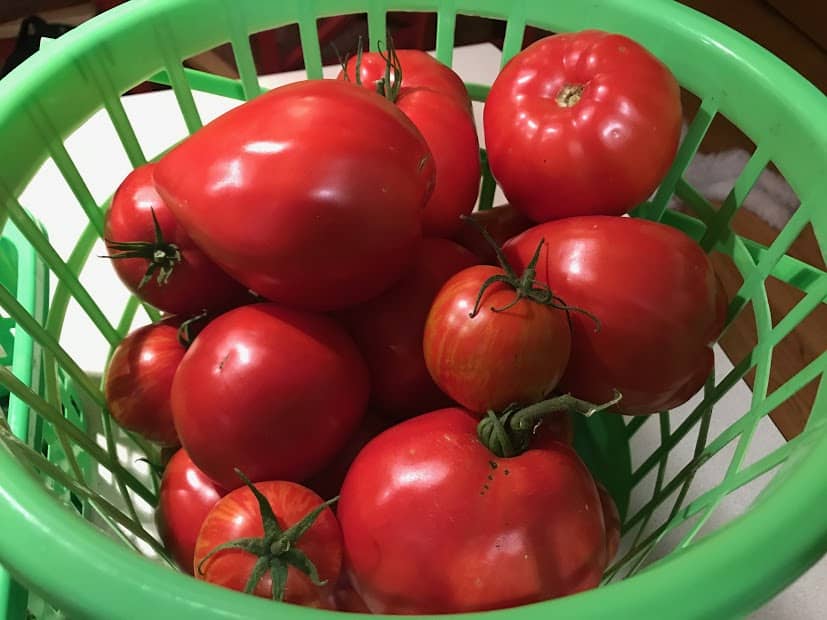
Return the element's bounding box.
[477,391,622,457]
[104,208,181,289]
[556,84,585,107]
[343,36,403,103]
[197,469,337,601]
[176,309,209,348]
[461,215,600,329]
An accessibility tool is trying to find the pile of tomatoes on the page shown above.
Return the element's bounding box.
[102,30,726,614]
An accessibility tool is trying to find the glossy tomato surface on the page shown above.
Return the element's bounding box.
[424,264,572,413]
[195,480,341,608]
[155,80,435,311]
[341,238,479,419]
[338,407,606,613]
[395,87,480,238]
[484,30,682,222]
[104,318,184,445]
[104,163,249,315]
[171,303,370,489]
[503,216,727,414]
[156,448,225,573]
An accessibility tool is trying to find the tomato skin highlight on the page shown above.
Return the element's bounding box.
[341,238,479,419]
[424,264,572,414]
[503,216,727,414]
[155,80,435,312]
[338,407,606,614]
[156,448,225,573]
[194,480,342,608]
[104,319,184,446]
[484,30,682,222]
[104,163,249,315]
[171,303,370,490]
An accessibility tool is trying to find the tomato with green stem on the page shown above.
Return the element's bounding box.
[104,163,250,315]
[338,393,618,614]
[194,470,341,607]
[423,219,594,414]
[339,44,480,238]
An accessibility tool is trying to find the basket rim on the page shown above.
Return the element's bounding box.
[1,0,826,617]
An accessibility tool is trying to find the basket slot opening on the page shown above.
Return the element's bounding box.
[311,14,369,80]
[386,11,437,53]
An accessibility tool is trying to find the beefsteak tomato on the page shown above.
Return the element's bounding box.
[484,30,682,222]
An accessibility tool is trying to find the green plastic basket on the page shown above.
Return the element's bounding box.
[0,0,826,618]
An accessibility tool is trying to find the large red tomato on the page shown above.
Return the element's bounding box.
[171,303,370,490]
[155,79,435,311]
[338,407,607,614]
[104,163,250,315]
[340,238,479,419]
[340,48,472,113]
[503,216,727,414]
[156,448,225,573]
[104,318,184,446]
[423,264,571,414]
[340,54,480,238]
[195,479,341,608]
[484,30,682,222]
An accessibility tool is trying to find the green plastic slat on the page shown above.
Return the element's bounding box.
[466,82,490,102]
[27,104,105,236]
[435,4,456,65]
[641,96,718,222]
[226,7,263,100]
[367,1,386,51]
[674,178,717,223]
[701,146,771,251]
[298,9,323,80]
[154,20,202,133]
[3,200,120,346]
[500,8,526,67]
[149,66,246,100]
[737,237,824,294]
[767,277,827,349]
[477,149,496,211]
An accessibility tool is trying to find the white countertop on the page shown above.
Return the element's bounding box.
[15,42,824,618]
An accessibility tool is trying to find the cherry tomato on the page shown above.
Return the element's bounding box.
[338,407,606,613]
[156,448,225,573]
[104,163,250,315]
[484,30,682,222]
[155,80,435,311]
[503,216,727,414]
[340,238,479,419]
[453,204,534,265]
[423,264,571,413]
[340,48,472,113]
[171,303,370,490]
[194,479,341,608]
[104,318,184,445]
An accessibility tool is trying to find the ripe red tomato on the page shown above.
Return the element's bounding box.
[453,204,534,264]
[155,80,435,311]
[503,216,727,414]
[156,448,225,573]
[194,479,341,608]
[104,318,184,445]
[340,53,480,238]
[340,238,479,419]
[484,30,682,222]
[596,481,621,564]
[104,163,250,315]
[338,407,606,613]
[171,303,370,490]
[340,48,472,113]
[423,264,571,413]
